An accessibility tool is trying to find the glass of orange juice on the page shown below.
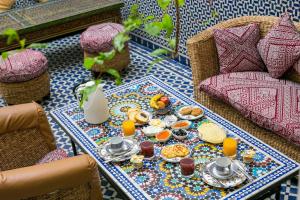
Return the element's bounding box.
[223,138,238,159]
[122,120,135,137]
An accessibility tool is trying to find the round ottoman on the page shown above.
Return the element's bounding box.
[0,49,50,104]
[80,23,130,74]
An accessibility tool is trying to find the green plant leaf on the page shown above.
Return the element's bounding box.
[83,57,95,70]
[150,48,169,57]
[168,38,176,49]
[27,43,48,49]
[2,28,19,45]
[124,18,142,32]
[94,57,104,65]
[144,22,163,36]
[99,49,116,61]
[19,39,26,49]
[145,15,155,22]
[147,58,164,73]
[79,80,101,108]
[212,9,219,18]
[162,14,174,37]
[106,68,122,85]
[157,0,171,10]
[113,33,130,52]
[130,4,139,16]
[178,0,185,7]
[1,52,9,60]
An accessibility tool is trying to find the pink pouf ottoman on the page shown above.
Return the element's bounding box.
[80,23,130,73]
[0,49,50,104]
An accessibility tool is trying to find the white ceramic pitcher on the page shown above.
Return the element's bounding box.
[82,81,109,124]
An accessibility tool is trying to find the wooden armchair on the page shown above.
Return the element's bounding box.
[0,102,103,200]
[187,16,300,162]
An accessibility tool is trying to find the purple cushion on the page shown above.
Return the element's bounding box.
[0,49,48,83]
[80,23,124,54]
[199,72,300,146]
[213,23,265,74]
[37,148,68,164]
[257,13,300,78]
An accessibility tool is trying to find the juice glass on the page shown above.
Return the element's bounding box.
[223,138,238,159]
[122,120,135,137]
[180,158,195,177]
[140,141,154,158]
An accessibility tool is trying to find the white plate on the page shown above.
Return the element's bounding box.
[160,143,191,163]
[202,159,247,188]
[176,106,204,120]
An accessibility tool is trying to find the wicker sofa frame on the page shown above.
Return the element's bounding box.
[187,16,300,162]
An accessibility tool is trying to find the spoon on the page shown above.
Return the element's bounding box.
[232,160,253,182]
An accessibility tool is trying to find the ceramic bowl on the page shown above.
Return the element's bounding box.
[155,129,172,142]
[173,129,188,140]
[171,120,192,130]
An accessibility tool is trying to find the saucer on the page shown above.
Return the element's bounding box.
[202,159,247,188]
[105,140,133,156]
[95,138,140,162]
[208,162,234,180]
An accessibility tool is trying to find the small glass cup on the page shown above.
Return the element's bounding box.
[140,141,154,159]
[122,120,135,137]
[180,158,195,177]
[223,138,238,159]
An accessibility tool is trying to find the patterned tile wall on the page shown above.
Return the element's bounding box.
[121,0,300,64]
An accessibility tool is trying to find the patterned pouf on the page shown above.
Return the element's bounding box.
[80,23,130,73]
[0,49,50,104]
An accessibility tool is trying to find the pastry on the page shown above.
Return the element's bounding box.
[191,107,202,116]
[180,106,192,115]
[128,111,139,122]
[198,123,226,144]
[135,111,149,123]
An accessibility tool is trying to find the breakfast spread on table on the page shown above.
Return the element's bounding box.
[95,94,256,188]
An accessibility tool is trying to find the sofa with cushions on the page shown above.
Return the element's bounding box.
[187,15,300,162]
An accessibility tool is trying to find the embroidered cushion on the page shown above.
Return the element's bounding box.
[257,13,300,78]
[213,23,265,74]
[37,148,68,164]
[80,23,124,54]
[0,49,48,83]
[199,72,300,145]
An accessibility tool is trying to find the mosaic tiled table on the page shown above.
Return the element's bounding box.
[51,76,299,200]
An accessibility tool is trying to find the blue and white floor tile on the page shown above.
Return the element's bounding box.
[0,33,298,199]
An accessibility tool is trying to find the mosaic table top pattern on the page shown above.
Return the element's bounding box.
[51,76,299,200]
